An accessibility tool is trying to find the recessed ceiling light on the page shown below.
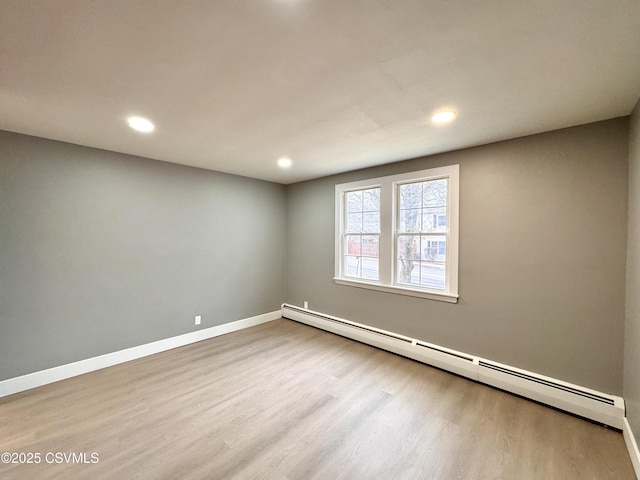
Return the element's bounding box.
[127,116,155,133]
[277,157,292,169]
[431,111,457,124]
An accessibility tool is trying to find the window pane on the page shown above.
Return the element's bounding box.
[419,262,445,289]
[346,190,363,213]
[421,238,437,261]
[421,212,435,232]
[363,188,380,212]
[421,236,446,262]
[361,235,379,258]
[346,235,361,255]
[421,207,447,232]
[397,235,446,287]
[361,257,379,280]
[398,235,420,261]
[397,258,418,285]
[397,235,419,286]
[344,255,360,277]
[346,213,363,233]
[399,183,421,209]
[399,208,421,232]
[345,234,378,280]
[362,213,379,233]
[423,179,447,208]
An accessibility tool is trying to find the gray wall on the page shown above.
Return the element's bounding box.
[0,130,286,381]
[625,100,640,441]
[1,117,632,398]
[286,118,629,395]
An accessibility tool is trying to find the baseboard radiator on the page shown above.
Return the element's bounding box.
[281,303,625,429]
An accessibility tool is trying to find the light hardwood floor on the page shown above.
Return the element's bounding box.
[0,319,635,479]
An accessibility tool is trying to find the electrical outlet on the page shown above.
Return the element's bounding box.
[195,315,201,325]
[303,301,309,309]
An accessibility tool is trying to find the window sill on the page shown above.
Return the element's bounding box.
[333,278,459,304]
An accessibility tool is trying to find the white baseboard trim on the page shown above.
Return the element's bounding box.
[0,310,281,399]
[624,417,640,479]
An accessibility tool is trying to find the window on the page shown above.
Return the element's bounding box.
[335,165,459,303]
[397,178,448,290]
[343,188,380,280]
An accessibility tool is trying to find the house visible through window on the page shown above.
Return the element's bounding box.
[335,165,459,303]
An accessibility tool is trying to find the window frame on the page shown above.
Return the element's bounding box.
[334,165,459,303]
[342,187,382,281]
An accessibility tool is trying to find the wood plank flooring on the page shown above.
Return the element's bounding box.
[0,319,635,479]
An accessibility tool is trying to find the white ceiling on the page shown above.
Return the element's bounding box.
[1,1,639,184]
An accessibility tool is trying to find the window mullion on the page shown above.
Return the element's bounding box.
[378,181,393,285]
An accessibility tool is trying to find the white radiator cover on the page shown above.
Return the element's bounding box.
[281,304,625,429]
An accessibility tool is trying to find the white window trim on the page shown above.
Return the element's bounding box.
[334,165,459,303]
